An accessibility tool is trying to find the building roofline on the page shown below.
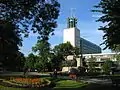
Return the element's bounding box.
[81,52,120,56]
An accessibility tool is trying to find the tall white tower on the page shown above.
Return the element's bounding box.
[63,17,80,47]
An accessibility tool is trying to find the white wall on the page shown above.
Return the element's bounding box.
[63,27,80,47]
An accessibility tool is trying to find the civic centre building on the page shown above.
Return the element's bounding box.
[63,17,101,54]
[62,17,119,72]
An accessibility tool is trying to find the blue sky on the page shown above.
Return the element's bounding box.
[20,0,111,56]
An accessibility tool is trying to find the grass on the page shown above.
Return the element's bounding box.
[0,77,87,90]
[0,85,50,90]
[0,77,120,90]
[54,80,87,89]
[112,74,120,76]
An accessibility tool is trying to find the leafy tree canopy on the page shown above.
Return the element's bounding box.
[53,42,75,59]
[92,0,120,51]
[0,21,23,70]
[102,60,113,74]
[32,40,51,71]
[88,56,97,72]
[24,53,38,69]
[0,0,60,40]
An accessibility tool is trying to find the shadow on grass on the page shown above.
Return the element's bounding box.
[0,83,120,90]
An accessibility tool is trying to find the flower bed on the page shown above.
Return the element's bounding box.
[0,77,51,88]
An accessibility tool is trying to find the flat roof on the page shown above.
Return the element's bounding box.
[80,52,120,56]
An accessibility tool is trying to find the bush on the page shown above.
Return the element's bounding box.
[69,68,78,75]
[77,66,86,75]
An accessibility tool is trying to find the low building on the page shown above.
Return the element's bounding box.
[62,53,119,72]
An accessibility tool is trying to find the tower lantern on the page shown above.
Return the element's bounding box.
[67,17,77,28]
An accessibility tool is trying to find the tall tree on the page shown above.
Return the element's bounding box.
[24,53,37,70]
[53,42,79,69]
[0,0,60,71]
[32,40,51,71]
[53,42,74,60]
[0,0,60,40]
[0,21,22,70]
[92,0,120,51]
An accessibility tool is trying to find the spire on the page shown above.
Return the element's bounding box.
[71,8,75,18]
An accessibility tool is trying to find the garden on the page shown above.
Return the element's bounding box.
[0,75,88,90]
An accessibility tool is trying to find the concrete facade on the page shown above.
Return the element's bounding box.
[63,27,80,47]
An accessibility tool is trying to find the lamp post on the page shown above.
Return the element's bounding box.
[80,38,83,67]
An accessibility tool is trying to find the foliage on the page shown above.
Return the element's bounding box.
[0,0,60,40]
[115,54,120,62]
[0,0,60,71]
[31,42,80,71]
[77,66,86,74]
[49,53,63,70]
[72,47,80,58]
[14,51,25,71]
[53,42,79,69]
[87,56,97,72]
[0,77,51,88]
[69,68,78,75]
[32,40,51,71]
[92,0,120,50]
[53,42,73,60]
[24,53,38,69]
[0,21,23,71]
[102,60,114,74]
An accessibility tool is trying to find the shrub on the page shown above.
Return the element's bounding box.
[69,68,78,75]
[77,66,86,75]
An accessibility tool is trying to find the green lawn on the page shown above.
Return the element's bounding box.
[0,85,50,90]
[54,80,87,88]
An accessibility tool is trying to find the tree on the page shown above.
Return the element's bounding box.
[53,42,79,69]
[92,0,120,50]
[53,42,74,60]
[15,51,25,71]
[0,0,60,71]
[88,56,97,73]
[32,40,51,71]
[0,21,22,70]
[102,60,113,74]
[49,53,63,70]
[24,53,37,70]
[72,47,80,58]
[0,0,60,40]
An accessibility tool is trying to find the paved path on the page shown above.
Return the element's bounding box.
[81,78,112,85]
[0,72,50,76]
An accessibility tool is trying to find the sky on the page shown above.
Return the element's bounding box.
[20,0,111,56]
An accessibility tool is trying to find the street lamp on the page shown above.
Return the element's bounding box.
[80,38,83,66]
